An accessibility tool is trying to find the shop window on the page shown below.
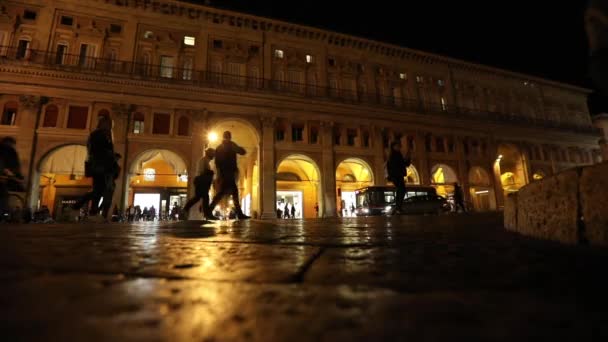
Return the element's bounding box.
[152,113,170,134]
[66,106,89,129]
[133,112,145,134]
[177,116,190,136]
[42,105,58,127]
[1,102,18,126]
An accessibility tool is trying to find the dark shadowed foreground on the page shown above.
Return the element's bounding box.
[1,213,607,341]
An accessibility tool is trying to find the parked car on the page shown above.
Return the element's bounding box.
[356,185,448,216]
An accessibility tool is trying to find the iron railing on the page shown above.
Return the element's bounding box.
[0,45,600,135]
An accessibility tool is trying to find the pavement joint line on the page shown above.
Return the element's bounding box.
[289,247,326,283]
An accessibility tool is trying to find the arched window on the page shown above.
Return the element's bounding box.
[2,101,18,126]
[177,116,190,136]
[133,112,145,134]
[42,105,59,127]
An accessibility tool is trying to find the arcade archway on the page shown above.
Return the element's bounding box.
[468,166,496,211]
[127,149,188,220]
[495,143,528,195]
[406,165,420,185]
[276,154,321,218]
[36,144,91,220]
[336,158,374,217]
[431,164,458,197]
[207,119,260,218]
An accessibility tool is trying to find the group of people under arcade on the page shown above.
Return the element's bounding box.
[0,123,470,222]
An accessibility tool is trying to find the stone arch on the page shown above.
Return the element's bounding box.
[407,164,421,185]
[468,166,496,211]
[126,148,189,218]
[276,154,322,218]
[33,144,91,219]
[496,143,528,194]
[431,163,459,197]
[335,157,375,217]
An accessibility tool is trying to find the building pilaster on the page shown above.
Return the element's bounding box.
[260,116,277,219]
[320,121,337,217]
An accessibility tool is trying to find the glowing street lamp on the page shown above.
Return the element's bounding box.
[207,131,219,144]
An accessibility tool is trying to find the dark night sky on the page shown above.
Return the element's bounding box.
[191,0,607,113]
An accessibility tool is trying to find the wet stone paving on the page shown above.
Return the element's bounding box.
[1,213,608,341]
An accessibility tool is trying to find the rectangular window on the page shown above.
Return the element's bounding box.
[16,40,29,59]
[399,73,407,80]
[66,106,89,129]
[292,126,304,142]
[213,39,223,49]
[447,139,455,153]
[328,58,336,67]
[23,10,37,20]
[133,120,144,134]
[276,129,285,142]
[334,131,341,145]
[152,113,170,134]
[435,138,445,153]
[310,127,319,144]
[182,57,193,80]
[55,44,68,65]
[363,133,370,148]
[441,97,447,111]
[347,129,357,146]
[274,49,284,59]
[78,44,96,68]
[110,24,122,34]
[60,16,73,26]
[183,36,195,46]
[416,75,424,83]
[160,56,174,78]
[1,107,17,126]
[306,54,313,63]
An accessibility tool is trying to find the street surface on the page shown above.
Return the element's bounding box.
[1,213,607,341]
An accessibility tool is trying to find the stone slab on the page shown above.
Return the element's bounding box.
[580,161,608,246]
[516,169,580,244]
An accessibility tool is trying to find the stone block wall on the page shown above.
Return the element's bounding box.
[505,162,608,246]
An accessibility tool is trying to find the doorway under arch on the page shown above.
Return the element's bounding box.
[431,163,458,197]
[406,165,420,185]
[495,143,528,195]
[276,154,322,218]
[35,144,91,220]
[207,119,260,218]
[127,149,188,220]
[336,158,374,217]
[468,166,496,211]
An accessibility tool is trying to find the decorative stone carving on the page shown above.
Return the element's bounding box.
[260,116,276,128]
[111,104,135,118]
[19,95,43,109]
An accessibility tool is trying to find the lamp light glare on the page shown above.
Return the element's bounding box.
[208,132,218,143]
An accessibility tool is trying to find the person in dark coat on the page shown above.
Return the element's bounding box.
[386,141,411,214]
[73,117,117,222]
[0,137,24,219]
[453,182,467,213]
[208,131,250,220]
[183,148,216,220]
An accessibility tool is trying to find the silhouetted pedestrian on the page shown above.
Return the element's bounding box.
[453,182,467,213]
[73,117,117,222]
[208,131,250,220]
[0,137,24,221]
[387,141,411,214]
[291,204,296,219]
[314,203,319,217]
[184,148,216,220]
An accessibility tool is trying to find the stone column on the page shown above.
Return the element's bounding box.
[415,131,430,185]
[488,139,505,209]
[111,103,135,211]
[592,113,608,162]
[320,121,337,217]
[187,109,207,219]
[260,116,277,219]
[372,125,386,186]
[20,95,48,209]
[456,136,470,202]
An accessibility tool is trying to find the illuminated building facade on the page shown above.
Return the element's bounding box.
[0,0,603,219]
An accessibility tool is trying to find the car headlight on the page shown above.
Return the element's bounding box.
[383,206,392,212]
[362,208,369,214]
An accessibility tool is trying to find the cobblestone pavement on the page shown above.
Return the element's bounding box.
[1,213,608,341]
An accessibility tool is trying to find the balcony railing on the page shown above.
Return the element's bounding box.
[0,46,600,135]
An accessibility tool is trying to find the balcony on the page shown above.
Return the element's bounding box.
[0,46,600,135]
